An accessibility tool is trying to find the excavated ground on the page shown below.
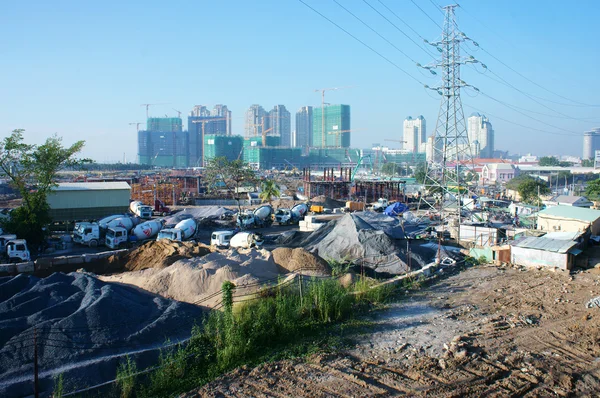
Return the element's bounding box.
[184,264,600,397]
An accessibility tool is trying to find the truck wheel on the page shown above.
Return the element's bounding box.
[162,212,167,216]
[89,240,98,248]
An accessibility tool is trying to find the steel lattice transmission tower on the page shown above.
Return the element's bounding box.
[418,4,482,234]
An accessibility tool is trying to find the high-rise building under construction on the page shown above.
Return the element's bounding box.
[312,104,351,148]
[138,117,187,167]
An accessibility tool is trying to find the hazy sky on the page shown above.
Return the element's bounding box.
[1,0,599,162]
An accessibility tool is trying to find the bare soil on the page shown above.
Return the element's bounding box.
[184,265,600,397]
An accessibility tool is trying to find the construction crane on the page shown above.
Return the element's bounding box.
[250,115,289,146]
[191,117,228,167]
[327,129,362,148]
[314,86,351,148]
[141,103,170,119]
[383,138,407,148]
[129,122,144,132]
[172,108,182,118]
[351,152,372,182]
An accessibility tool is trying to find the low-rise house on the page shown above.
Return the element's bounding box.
[537,206,600,235]
[511,231,583,270]
[480,163,519,184]
[543,195,593,208]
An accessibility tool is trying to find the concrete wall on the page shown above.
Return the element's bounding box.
[537,216,594,235]
[511,246,571,270]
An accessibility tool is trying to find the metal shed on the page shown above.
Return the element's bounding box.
[47,182,131,221]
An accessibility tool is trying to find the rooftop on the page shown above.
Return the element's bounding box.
[550,195,591,204]
[538,205,600,223]
[513,231,581,253]
[53,182,131,191]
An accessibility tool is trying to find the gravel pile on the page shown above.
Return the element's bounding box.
[271,248,331,276]
[119,240,213,272]
[0,272,206,397]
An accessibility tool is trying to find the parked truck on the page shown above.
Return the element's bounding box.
[275,203,309,225]
[154,199,171,216]
[372,198,389,212]
[130,201,153,219]
[210,230,236,248]
[2,239,31,263]
[156,219,197,242]
[73,216,139,247]
[0,234,17,252]
[236,205,273,229]
[105,219,164,249]
[229,232,264,249]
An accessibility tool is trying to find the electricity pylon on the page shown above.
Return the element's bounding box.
[418,4,482,240]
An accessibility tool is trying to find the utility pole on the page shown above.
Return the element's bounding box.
[418,4,481,241]
[33,327,39,398]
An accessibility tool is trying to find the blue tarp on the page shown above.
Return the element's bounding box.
[384,202,408,217]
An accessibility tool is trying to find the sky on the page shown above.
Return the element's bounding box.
[1,0,599,162]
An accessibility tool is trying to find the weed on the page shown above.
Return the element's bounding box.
[115,356,137,398]
[52,373,64,398]
[353,276,395,305]
[326,257,354,276]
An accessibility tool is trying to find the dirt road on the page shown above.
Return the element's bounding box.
[184,265,600,397]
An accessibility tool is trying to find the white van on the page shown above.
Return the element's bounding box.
[210,231,235,248]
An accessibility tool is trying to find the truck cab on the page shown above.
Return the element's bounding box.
[373,198,389,212]
[73,222,101,247]
[211,231,235,248]
[5,239,31,263]
[157,228,182,242]
[139,206,153,219]
[0,234,17,252]
[275,209,292,225]
[105,227,129,249]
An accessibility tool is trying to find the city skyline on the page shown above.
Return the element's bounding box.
[1,1,599,162]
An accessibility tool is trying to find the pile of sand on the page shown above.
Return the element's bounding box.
[120,240,213,272]
[271,248,331,276]
[101,249,281,308]
[310,195,346,209]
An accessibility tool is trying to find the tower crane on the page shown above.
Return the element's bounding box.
[327,129,362,148]
[250,114,289,146]
[314,86,352,148]
[129,122,144,132]
[173,109,182,118]
[191,117,228,167]
[140,103,170,119]
[383,138,407,148]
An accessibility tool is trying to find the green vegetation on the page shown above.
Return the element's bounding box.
[506,174,550,204]
[538,156,572,167]
[203,156,258,212]
[326,257,354,276]
[582,159,594,167]
[414,162,427,184]
[585,179,600,201]
[381,162,400,176]
[259,180,281,204]
[0,129,90,246]
[53,373,65,398]
[116,278,395,398]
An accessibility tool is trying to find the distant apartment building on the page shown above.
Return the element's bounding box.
[212,104,232,136]
[138,117,187,167]
[583,128,600,159]
[312,104,351,148]
[268,105,291,147]
[188,105,230,167]
[403,116,426,153]
[468,113,494,158]
[295,106,313,153]
[245,104,268,138]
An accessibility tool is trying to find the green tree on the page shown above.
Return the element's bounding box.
[582,159,594,167]
[259,180,280,204]
[538,156,560,166]
[585,179,600,201]
[414,162,427,183]
[0,130,89,247]
[517,178,550,204]
[380,162,399,176]
[203,157,258,212]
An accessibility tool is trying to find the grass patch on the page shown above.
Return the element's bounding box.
[103,277,395,398]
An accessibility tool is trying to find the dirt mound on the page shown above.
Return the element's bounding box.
[271,248,331,276]
[101,249,281,307]
[310,195,346,209]
[121,240,213,272]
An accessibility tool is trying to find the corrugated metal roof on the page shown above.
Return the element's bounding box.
[53,182,131,191]
[513,233,579,253]
[538,206,600,223]
[552,195,590,204]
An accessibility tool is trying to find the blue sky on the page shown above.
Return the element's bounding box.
[1,0,599,162]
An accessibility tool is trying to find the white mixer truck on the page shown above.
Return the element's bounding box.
[236,205,273,229]
[129,201,153,219]
[156,219,197,242]
[105,219,164,249]
[73,216,139,247]
[275,203,309,225]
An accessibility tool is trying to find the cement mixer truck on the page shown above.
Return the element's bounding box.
[105,219,164,249]
[229,232,264,249]
[156,218,197,242]
[129,201,153,219]
[236,205,273,229]
[275,203,309,225]
[73,216,139,247]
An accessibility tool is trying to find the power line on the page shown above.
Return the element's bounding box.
[359,0,438,60]
[409,0,442,30]
[332,0,421,65]
[459,4,600,108]
[428,0,445,16]
[297,0,427,87]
